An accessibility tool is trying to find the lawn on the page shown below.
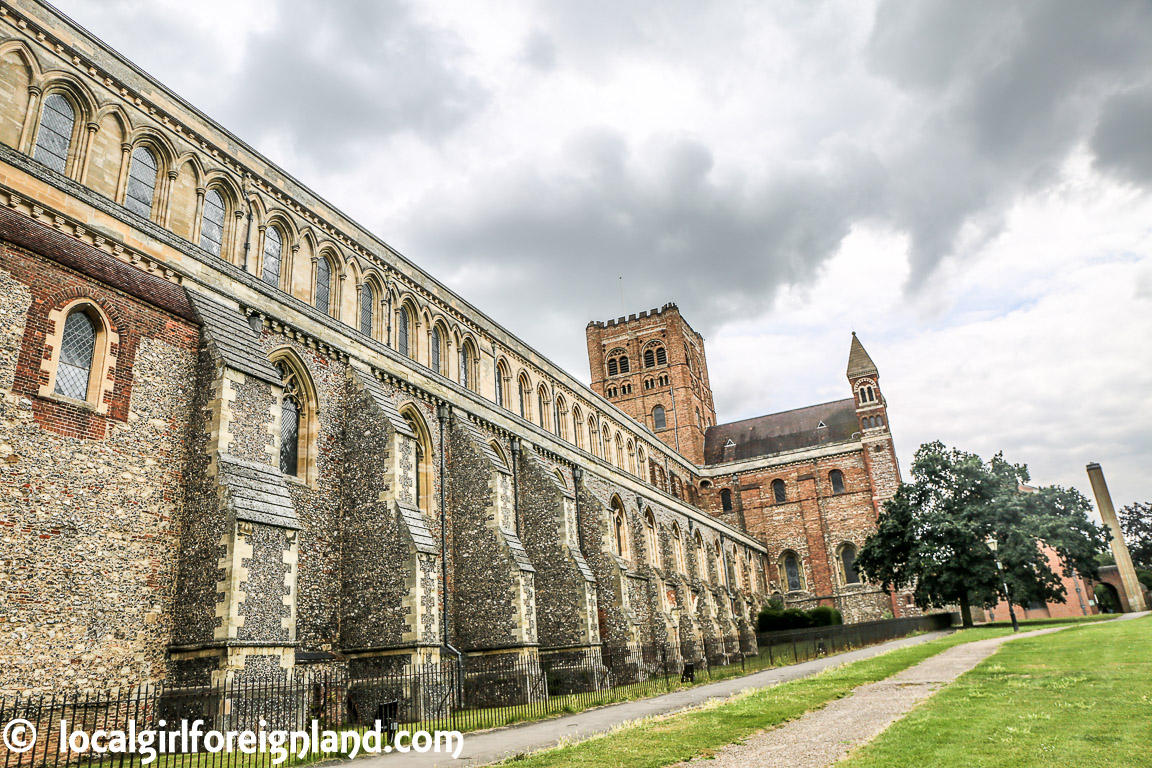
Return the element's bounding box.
[840,615,1152,768]
[495,625,1021,767]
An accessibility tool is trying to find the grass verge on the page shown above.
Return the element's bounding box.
[495,625,1019,767]
[839,615,1152,768]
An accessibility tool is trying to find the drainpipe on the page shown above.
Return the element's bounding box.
[511,437,522,537]
[436,403,464,694]
[573,465,585,554]
[241,178,255,271]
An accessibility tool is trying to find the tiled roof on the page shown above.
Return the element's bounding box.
[217,454,299,529]
[186,290,281,385]
[846,332,878,378]
[703,399,859,464]
[351,368,416,438]
[395,499,438,554]
[458,418,511,476]
[0,205,196,321]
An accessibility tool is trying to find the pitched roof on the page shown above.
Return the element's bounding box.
[846,332,878,378]
[703,399,859,464]
[186,290,281,385]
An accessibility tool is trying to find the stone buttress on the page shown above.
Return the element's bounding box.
[340,367,442,675]
[516,450,604,686]
[170,291,300,685]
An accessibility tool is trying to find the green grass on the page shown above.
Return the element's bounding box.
[494,625,1019,767]
[840,615,1152,768]
[977,613,1116,629]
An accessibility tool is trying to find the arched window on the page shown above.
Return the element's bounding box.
[695,407,702,427]
[34,92,75,174]
[519,374,531,420]
[572,405,584,449]
[402,405,434,515]
[644,347,655,368]
[360,283,375,337]
[606,349,629,377]
[782,552,803,592]
[273,357,316,481]
[555,394,567,439]
[720,488,733,512]
[626,440,636,475]
[694,531,706,580]
[652,404,666,430]
[615,433,624,469]
[53,309,96,400]
[611,498,628,558]
[199,188,227,257]
[589,416,601,457]
[262,226,283,286]
[537,385,550,430]
[643,344,667,368]
[315,257,332,315]
[859,385,876,404]
[495,360,509,408]
[772,478,786,503]
[672,523,685,573]
[459,340,475,390]
[637,445,646,476]
[718,542,729,588]
[430,325,443,374]
[397,304,412,358]
[656,346,667,365]
[603,425,614,465]
[489,440,509,470]
[645,511,660,567]
[125,146,158,218]
[830,469,845,494]
[839,543,861,585]
[658,373,669,387]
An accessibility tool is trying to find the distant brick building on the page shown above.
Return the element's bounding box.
[589,309,911,621]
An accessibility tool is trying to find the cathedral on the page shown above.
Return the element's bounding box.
[0,0,905,694]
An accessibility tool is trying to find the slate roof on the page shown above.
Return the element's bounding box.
[703,399,859,464]
[395,500,438,554]
[569,547,596,583]
[351,368,415,438]
[846,332,878,378]
[186,290,281,385]
[217,454,299,529]
[458,419,511,476]
[529,450,574,499]
[0,205,197,321]
[502,529,537,573]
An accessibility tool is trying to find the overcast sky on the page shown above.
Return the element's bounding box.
[52,0,1152,515]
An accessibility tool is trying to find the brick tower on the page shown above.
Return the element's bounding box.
[586,303,716,464]
[846,332,901,516]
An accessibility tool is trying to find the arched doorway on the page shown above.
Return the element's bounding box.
[1094,582,1122,614]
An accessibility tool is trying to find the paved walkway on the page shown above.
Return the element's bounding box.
[363,629,949,768]
[362,613,1147,768]
[674,612,1149,768]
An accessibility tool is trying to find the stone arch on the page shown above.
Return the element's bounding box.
[609,494,629,558]
[0,40,39,151]
[168,153,204,241]
[269,346,319,486]
[398,402,435,516]
[39,294,121,415]
[30,72,96,178]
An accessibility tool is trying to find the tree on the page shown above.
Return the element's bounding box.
[856,441,1110,628]
[1117,501,1152,569]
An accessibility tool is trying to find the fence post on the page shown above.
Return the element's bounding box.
[662,646,669,691]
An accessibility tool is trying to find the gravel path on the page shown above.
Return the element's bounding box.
[675,614,1148,768]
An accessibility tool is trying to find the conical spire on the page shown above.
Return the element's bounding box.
[846,332,878,379]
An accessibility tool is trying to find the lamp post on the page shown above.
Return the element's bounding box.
[985,536,1019,633]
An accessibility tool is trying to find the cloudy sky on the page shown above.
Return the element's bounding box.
[52,0,1152,515]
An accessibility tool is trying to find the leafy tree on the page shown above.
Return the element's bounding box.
[1117,501,1152,569]
[856,441,1110,628]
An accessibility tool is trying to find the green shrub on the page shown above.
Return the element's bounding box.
[758,605,843,631]
[808,606,843,626]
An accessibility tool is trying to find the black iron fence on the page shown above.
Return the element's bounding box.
[755,612,954,664]
[1,614,951,768]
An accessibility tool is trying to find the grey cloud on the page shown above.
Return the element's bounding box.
[404,130,885,346]
[1093,83,1152,186]
[225,0,487,168]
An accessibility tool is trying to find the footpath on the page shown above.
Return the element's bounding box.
[365,629,948,768]
[365,613,1147,768]
[672,611,1149,768]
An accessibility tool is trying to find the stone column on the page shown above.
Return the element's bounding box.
[1086,463,1148,612]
